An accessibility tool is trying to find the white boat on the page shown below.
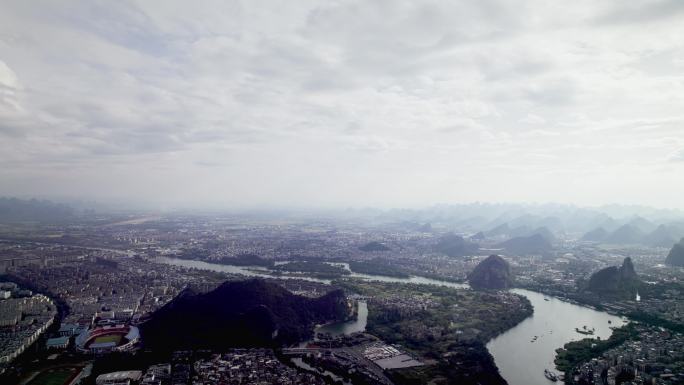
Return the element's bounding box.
[544,369,558,382]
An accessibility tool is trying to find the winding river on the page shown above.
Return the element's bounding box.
[486,289,626,385]
[155,257,627,385]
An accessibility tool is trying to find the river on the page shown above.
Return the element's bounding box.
[155,257,627,385]
[486,289,626,385]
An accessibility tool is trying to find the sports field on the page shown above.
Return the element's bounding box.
[91,334,123,345]
[27,367,80,385]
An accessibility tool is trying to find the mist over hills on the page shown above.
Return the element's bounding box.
[367,205,684,251]
[603,225,646,245]
[434,233,479,257]
[666,239,684,267]
[2,197,684,247]
[368,203,683,230]
[495,234,553,256]
[0,197,76,223]
[581,227,609,242]
[375,205,684,248]
[349,204,684,247]
[580,222,684,247]
[645,225,684,248]
[485,224,555,242]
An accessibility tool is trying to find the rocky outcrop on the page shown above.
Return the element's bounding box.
[585,257,641,298]
[495,234,552,256]
[665,238,684,267]
[468,255,512,290]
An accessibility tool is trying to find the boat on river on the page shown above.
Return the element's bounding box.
[575,325,595,335]
[544,369,558,382]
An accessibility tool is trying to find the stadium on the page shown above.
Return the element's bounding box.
[75,324,140,353]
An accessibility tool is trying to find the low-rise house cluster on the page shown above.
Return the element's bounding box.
[571,325,684,385]
[369,292,439,317]
[140,363,171,385]
[193,350,326,385]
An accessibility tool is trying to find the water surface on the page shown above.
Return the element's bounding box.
[155,256,628,385]
[316,301,368,336]
[487,289,627,385]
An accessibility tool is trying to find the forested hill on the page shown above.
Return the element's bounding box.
[141,279,349,351]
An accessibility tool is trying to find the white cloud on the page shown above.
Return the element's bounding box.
[670,149,684,162]
[1,0,684,209]
[0,60,22,113]
[519,113,547,125]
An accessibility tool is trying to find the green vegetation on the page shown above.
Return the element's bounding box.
[584,257,641,299]
[468,255,512,290]
[555,323,638,372]
[359,241,390,252]
[27,367,80,385]
[627,311,684,333]
[365,287,530,353]
[637,280,684,299]
[92,334,123,345]
[142,279,349,350]
[336,279,533,385]
[348,259,409,278]
[388,342,507,385]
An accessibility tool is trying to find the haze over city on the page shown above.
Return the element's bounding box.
[2,1,684,210]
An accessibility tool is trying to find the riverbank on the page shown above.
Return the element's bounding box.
[153,256,628,385]
[338,280,532,385]
[487,289,626,385]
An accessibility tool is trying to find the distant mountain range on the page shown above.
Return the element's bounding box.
[0,197,75,223]
[485,223,555,242]
[141,279,349,351]
[434,233,480,257]
[495,234,553,256]
[604,224,645,245]
[361,203,683,232]
[666,239,684,267]
[580,223,684,247]
[581,227,609,242]
[2,197,683,249]
[470,231,486,241]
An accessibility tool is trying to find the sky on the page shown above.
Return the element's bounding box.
[1,1,684,210]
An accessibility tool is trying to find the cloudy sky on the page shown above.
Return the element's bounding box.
[1,1,684,210]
